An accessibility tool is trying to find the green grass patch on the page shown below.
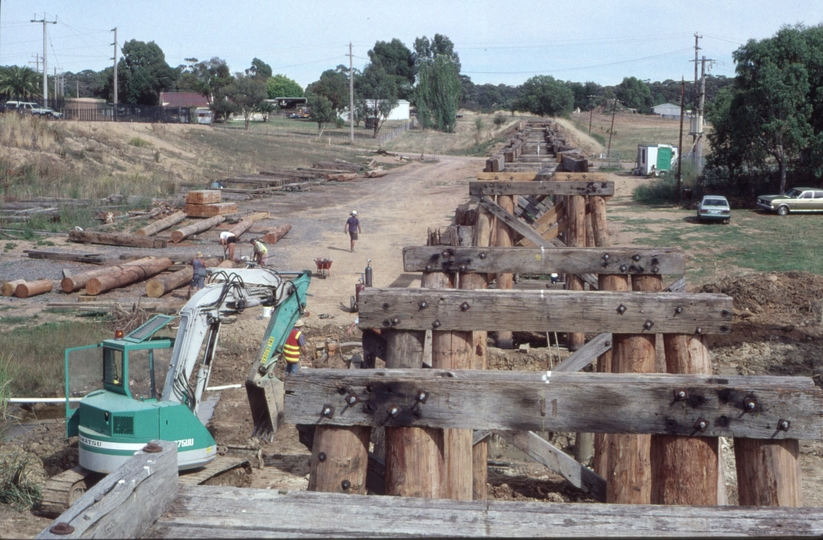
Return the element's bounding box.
[610,204,823,284]
[128,137,151,147]
[1,320,111,398]
[0,453,41,510]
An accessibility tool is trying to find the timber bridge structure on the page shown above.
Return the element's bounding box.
[39,121,823,538]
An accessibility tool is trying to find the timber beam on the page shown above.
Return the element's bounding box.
[358,288,733,334]
[146,485,823,538]
[402,247,686,275]
[476,171,608,182]
[479,196,563,249]
[284,369,823,440]
[470,181,614,197]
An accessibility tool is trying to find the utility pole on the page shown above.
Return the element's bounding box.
[31,14,56,107]
[692,33,701,117]
[606,98,619,163]
[677,77,685,207]
[112,28,118,121]
[695,55,714,176]
[348,42,354,143]
[586,95,597,134]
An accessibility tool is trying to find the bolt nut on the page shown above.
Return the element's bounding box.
[382,303,390,310]
[460,302,470,311]
[345,393,360,406]
[433,320,441,328]
[674,388,689,401]
[479,252,487,259]
[49,523,75,536]
[341,479,351,490]
[416,390,428,403]
[633,254,641,261]
[643,320,654,330]
[391,317,400,325]
[616,304,627,315]
[441,250,450,257]
[389,404,400,417]
[418,301,428,309]
[778,419,791,431]
[675,306,683,314]
[382,319,391,327]
[652,266,660,274]
[619,265,628,273]
[143,442,163,453]
[696,327,703,334]
[603,253,610,261]
[743,397,758,412]
[459,265,467,272]
[318,452,327,462]
[694,418,708,432]
[322,405,335,418]
[425,265,432,272]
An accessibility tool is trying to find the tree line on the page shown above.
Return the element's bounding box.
[0,32,738,135]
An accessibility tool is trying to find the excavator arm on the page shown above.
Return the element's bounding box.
[159,268,310,436]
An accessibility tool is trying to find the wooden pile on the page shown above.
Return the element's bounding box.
[184,190,237,218]
[2,278,53,298]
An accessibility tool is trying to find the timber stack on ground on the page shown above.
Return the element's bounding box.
[39,121,823,538]
[183,190,237,217]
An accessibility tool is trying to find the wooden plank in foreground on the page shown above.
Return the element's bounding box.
[285,369,823,440]
[146,485,823,538]
[403,247,685,275]
[38,440,177,539]
[358,288,733,334]
[470,181,614,197]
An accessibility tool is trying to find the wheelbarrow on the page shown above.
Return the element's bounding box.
[314,258,333,278]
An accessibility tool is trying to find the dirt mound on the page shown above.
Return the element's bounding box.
[698,271,823,326]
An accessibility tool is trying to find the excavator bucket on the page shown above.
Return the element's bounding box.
[245,271,310,440]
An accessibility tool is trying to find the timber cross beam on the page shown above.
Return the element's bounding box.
[403,246,686,275]
[284,369,823,440]
[358,288,733,334]
[470,181,615,197]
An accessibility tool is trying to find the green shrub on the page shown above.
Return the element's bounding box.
[493,114,506,127]
[0,454,41,510]
[128,137,151,148]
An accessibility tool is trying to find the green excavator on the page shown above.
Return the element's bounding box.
[40,267,311,515]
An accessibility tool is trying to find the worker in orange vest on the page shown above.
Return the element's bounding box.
[283,319,309,374]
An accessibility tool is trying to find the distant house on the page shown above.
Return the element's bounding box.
[652,103,682,119]
[342,99,410,122]
[159,92,209,108]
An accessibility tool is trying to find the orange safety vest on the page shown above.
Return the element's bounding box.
[284,329,302,364]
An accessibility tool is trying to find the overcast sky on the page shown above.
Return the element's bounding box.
[2,0,822,89]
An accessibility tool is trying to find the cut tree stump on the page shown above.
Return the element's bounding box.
[15,279,53,298]
[86,258,173,296]
[170,215,226,244]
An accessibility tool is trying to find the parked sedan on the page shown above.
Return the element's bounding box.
[31,106,62,119]
[697,195,731,223]
[757,187,823,216]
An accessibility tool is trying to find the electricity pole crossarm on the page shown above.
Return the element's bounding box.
[31,14,57,107]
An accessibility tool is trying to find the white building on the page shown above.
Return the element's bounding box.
[341,99,410,121]
[651,103,682,119]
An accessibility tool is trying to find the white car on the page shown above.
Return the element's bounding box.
[31,106,62,119]
[697,195,731,224]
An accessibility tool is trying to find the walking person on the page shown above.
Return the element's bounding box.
[187,252,207,298]
[283,319,309,375]
[344,210,362,252]
[250,238,268,266]
[219,230,237,261]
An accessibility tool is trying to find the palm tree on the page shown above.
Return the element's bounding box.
[0,66,41,100]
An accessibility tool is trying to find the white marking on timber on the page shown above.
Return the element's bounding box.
[542,371,552,383]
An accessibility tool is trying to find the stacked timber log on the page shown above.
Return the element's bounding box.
[170,215,225,244]
[86,258,173,296]
[2,279,25,296]
[145,258,230,298]
[184,190,237,218]
[68,230,167,249]
[134,210,187,236]
[312,160,360,172]
[15,279,53,298]
[262,224,291,245]
[61,256,159,293]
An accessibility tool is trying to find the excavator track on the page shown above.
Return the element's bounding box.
[39,466,103,517]
[39,456,252,516]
